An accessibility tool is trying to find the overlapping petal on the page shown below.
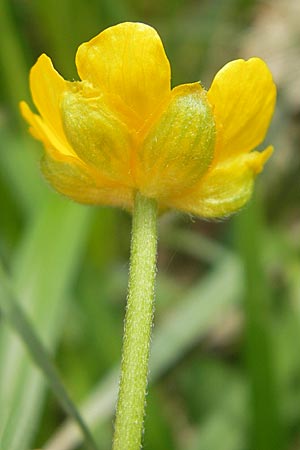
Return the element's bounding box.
[136,83,216,199]
[207,58,276,162]
[76,22,171,128]
[20,101,72,158]
[61,85,136,184]
[167,147,273,218]
[41,154,133,209]
[25,54,75,156]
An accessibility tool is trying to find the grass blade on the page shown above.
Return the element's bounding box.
[235,198,284,450]
[0,263,98,450]
[0,198,91,450]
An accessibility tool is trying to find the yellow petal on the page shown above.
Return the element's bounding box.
[41,154,133,209]
[136,83,216,199]
[167,146,273,218]
[207,58,276,161]
[25,54,74,156]
[61,85,136,184]
[75,22,171,127]
[20,101,73,158]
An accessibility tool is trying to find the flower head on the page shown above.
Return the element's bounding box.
[20,22,276,217]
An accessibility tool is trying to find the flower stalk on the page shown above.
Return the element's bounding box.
[112,191,158,450]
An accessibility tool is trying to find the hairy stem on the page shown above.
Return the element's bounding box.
[112,192,158,450]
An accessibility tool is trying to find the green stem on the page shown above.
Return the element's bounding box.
[112,192,158,450]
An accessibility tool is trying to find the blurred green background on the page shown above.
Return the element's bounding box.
[0,0,300,449]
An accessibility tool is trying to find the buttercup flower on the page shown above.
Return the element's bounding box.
[20,22,276,217]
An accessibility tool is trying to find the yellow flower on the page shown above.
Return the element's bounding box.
[20,22,276,217]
